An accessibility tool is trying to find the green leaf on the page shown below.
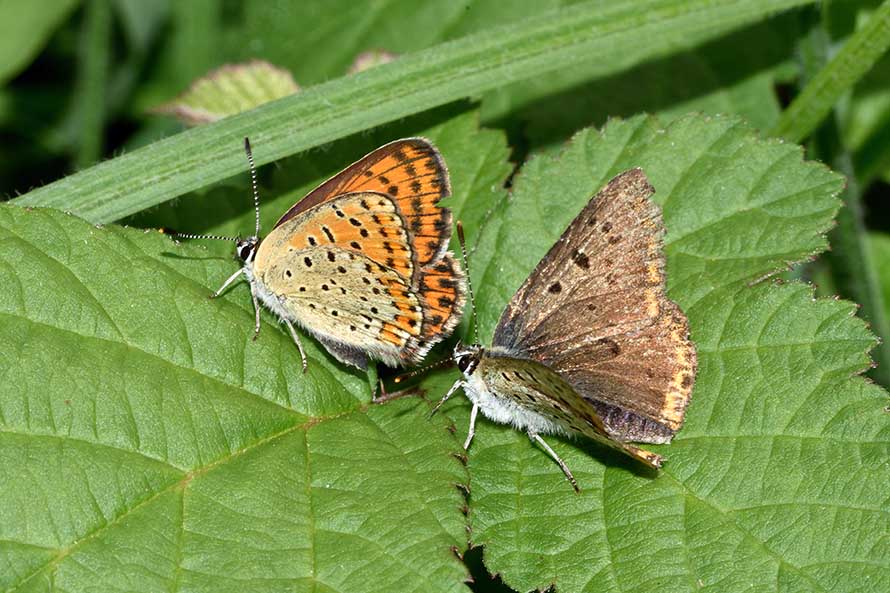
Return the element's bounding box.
[450,116,888,592]
[71,0,111,168]
[0,208,472,593]
[0,113,511,593]
[869,231,890,318]
[153,60,300,126]
[830,2,890,184]
[112,0,168,55]
[12,0,816,223]
[846,55,890,184]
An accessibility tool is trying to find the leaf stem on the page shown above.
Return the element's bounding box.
[823,146,890,385]
[73,0,111,169]
[771,0,890,142]
[13,0,815,223]
[791,7,890,385]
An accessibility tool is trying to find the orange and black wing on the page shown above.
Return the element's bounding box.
[275,138,452,269]
[271,138,464,364]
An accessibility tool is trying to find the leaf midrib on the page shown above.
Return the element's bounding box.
[6,411,348,593]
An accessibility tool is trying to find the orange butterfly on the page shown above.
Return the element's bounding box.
[165,138,466,371]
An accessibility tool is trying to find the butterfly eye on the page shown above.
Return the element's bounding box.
[236,241,257,262]
[457,356,471,373]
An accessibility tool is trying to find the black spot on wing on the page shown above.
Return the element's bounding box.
[571,249,590,269]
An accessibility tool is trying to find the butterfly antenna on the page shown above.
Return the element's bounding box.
[244,137,261,237]
[393,356,454,384]
[160,138,260,243]
[456,221,479,343]
[159,228,240,242]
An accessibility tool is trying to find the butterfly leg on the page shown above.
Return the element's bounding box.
[463,403,479,450]
[529,432,580,492]
[429,379,464,418]
[249,282,262,341]
[210,268,244,298]
[283,319,309,373]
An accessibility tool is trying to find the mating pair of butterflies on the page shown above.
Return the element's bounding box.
[167,138,696,489]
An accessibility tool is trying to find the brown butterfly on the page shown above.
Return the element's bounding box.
[437,168,696,490]
[165,138,466,371]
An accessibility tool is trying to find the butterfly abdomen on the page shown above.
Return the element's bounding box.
[587,398,676,444]
[464,366,565,437]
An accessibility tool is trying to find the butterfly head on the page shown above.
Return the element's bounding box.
[453,341,483,376]
[235,236,260,263]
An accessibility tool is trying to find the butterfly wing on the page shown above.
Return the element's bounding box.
[477,354,665,468]
[275,138,452,268]
[491,168,696,443]
[273,138,463,364]
[255,192,463,367]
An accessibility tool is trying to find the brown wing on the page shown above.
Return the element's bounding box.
[491,168,696,442]
[479,354,666,468]
[275,138,452,270]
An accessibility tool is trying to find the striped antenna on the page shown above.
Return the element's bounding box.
[158,138,262,244]
[159,228,239,242]
[243,137,261,236]
[393,355,454,384]
[456,221,479,343]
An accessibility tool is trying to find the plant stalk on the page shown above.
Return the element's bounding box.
[13,0,816,223]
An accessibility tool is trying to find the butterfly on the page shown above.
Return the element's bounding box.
[164,138,466,372]
[436,168,696,490]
